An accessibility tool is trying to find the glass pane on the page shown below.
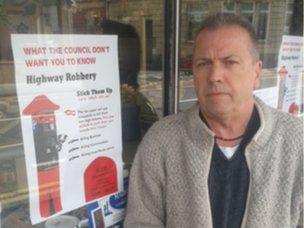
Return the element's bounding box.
[259,2,269,11]
[241,13,253,23]
[257,13,268,40]
[179,0,303,115]
[223,2,235,12]
[185,1,208,41]
[0,0,164,227]
[240,2,254,11]
[287,2,294,11]
[256,3,269,40]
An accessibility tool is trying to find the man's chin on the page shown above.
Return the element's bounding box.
[205,96,231,105]
[200,101,232,116]
[206,93,229,99]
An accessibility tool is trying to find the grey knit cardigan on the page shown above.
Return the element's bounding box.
[124,97,303,228]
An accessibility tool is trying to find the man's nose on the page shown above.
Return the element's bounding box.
[209,63,224,82]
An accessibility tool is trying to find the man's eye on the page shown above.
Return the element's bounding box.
[197,62,210,67]
[225,60,237,65]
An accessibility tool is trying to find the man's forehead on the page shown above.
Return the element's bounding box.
[194,25,253,56]
[195,25,251,43]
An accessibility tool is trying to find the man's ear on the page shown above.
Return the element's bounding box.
[253,60,263,89]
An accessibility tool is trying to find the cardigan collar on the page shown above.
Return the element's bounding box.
[183,96,275,150]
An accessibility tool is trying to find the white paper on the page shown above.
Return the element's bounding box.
[254,86,279,108]
[11,34,123,224]
[277,35,303,115]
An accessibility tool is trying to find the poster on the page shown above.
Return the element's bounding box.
[277,35,303,115]
[254,86,279,108]
[11,34,123,224]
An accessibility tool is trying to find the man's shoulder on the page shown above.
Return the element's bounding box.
[273,113,303,147]
[134,108,194,168]
[145,112,186,140]
[255,97,303,130]
[254,97,303,149]
[268,105,303,130]
[142,105,197,143]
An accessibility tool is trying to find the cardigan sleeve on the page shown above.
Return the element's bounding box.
[124,127,166,228]
[296,209,303,228]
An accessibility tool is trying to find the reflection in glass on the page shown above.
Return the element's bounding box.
[0,0,164,227]
[178,0,302,112]
[256,2,269,40]
[240,2,254,23]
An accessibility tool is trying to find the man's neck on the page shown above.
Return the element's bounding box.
[200,104,255,147]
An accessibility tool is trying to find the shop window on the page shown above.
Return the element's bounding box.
[178,0,302,114]
[284,1,295,34]
[256,2,269,40]
[0,0,164,227]
[240,2,254,23]
[0,160,17,193]
[222,2,236,14]
[145,19,153,69]
[187,1,208,41]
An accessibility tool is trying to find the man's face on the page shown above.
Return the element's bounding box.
[192,25,262,117]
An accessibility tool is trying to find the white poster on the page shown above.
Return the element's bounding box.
[11,34,123,224]
[254,86,279,108]
[277,35,303,115]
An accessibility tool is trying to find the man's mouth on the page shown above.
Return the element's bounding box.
[207,92,227,97]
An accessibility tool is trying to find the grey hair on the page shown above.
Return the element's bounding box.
[195,13,260,60]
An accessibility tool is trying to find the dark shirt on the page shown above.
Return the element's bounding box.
[201,107,260,228]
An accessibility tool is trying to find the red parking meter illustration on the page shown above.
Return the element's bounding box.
[288,102,299,115]
[84,157,118,202]
[23,95,67,217]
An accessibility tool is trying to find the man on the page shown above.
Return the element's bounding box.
[124,13,303,228]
